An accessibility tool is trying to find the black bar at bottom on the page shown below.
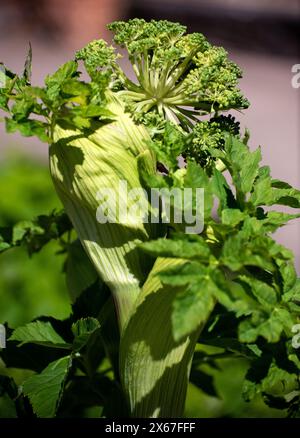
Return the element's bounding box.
[0,418,299,435]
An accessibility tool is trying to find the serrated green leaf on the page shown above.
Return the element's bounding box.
[61,79,91,97]
[221,208,246,226]
[11,95,36,121]
[9,321,69,349]
[172,279,215,340]
[239,147,261,194]
[225,136,261,195]
[5,118,49,142]
[279,262,297,294]
[251,174,300,208]
[221,229,291,273]
[283,279,300,304]
[211,271,253,316]
[211,168,235,213]
[261,211,300,233]
[1,326,67,373]
[238,276,277,308]
[220,231,247,271]
[139,235,210,262]
[250,177,271,207]
[271,179,295,189]
[23,355,72,417]
[45,60,78,101]
[71,317,100,351]
[159,261,206,286]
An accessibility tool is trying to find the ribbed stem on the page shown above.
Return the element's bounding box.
[110,283,140,332]
[120,258,206,417]
[49,94,156,332]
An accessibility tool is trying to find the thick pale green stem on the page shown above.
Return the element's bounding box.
[49,94,156,331]
[120,258,204,417]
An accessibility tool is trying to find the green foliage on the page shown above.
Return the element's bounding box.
[0,290,116,417]
[139,133,300,412]
[23,356,72,418]
[0,18,299,419]
[71,317,100,352]
[9,321,68,348]
[0,211,72,256]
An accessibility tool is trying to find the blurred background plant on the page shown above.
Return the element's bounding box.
[0,0,299,418]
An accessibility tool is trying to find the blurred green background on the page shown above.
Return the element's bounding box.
[0,152,71,326]
[0,152,71,417]
[0,152,284,418]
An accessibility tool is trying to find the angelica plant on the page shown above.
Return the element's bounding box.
[0,19,300,419]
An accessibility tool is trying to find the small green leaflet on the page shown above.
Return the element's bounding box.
[224,136,261,195]
[279,261,297,294]
[250,170,300,208]
[23,355,72,417]
[45,60,78,101]
[261,212,300,233]
[9,321,70,349]
[71,317,100,352]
